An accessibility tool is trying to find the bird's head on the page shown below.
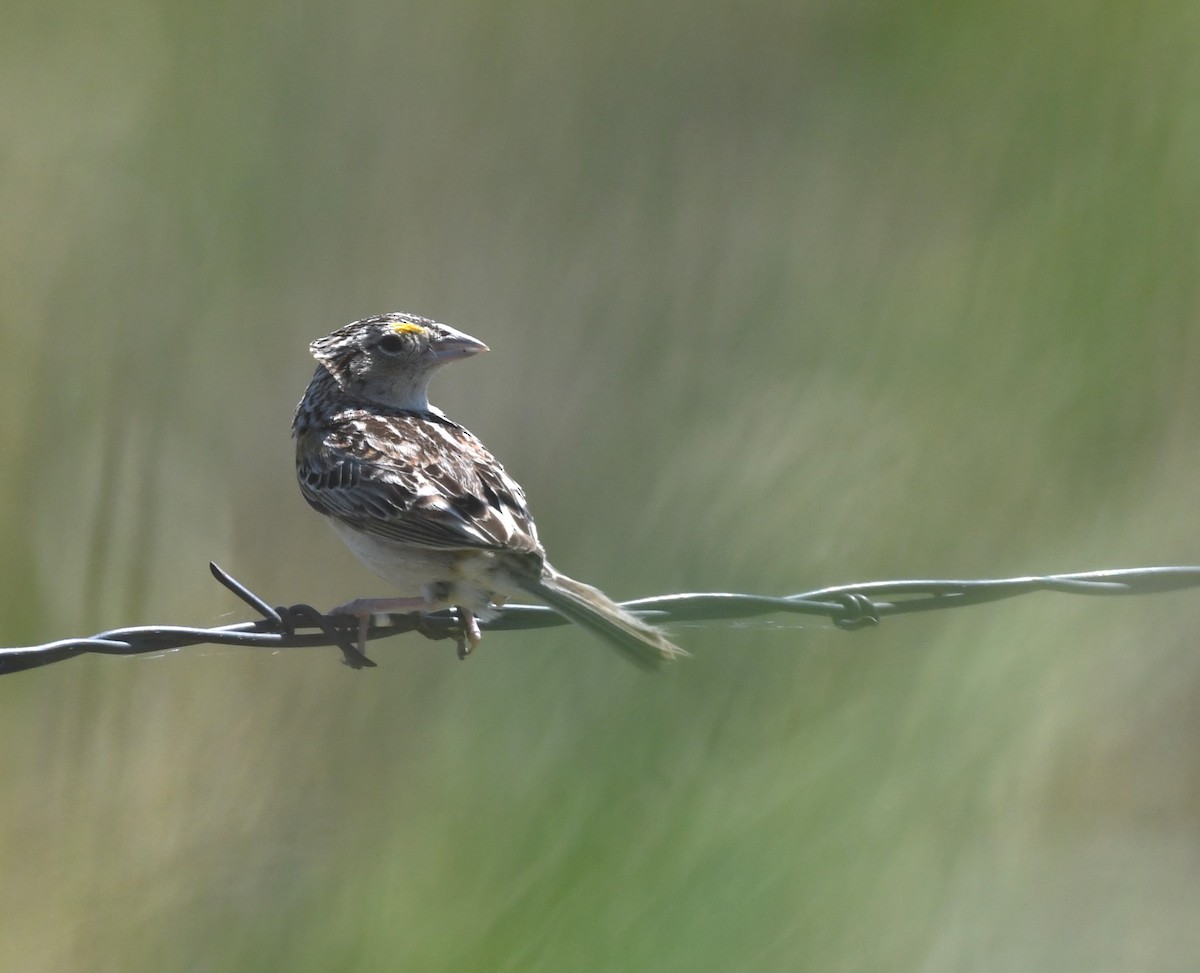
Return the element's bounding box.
[309,313,488,411]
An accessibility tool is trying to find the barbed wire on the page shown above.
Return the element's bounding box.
[2,562,1198,675]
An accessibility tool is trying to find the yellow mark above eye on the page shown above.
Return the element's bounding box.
[391,322,427,335]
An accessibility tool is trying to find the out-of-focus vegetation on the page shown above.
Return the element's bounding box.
[3,1,1200,969]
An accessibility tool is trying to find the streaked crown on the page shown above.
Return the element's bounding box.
[304,312,489,412]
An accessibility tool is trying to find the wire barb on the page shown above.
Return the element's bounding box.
[2,563,1199,675]
[209,561,282,625]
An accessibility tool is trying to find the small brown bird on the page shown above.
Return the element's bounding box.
[292,313,685,668]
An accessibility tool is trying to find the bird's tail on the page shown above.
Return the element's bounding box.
[516,565,686,670]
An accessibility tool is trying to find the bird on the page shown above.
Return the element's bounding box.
[292,312,686,669]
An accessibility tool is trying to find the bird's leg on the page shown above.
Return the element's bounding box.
[421,582,483,659]
[333,595,433,616]
[329,589,483,661]
[330,595,436,661]
[455,606,483,660]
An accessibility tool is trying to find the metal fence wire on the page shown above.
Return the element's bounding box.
[2,562,1198,675]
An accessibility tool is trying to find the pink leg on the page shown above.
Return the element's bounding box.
[332,596,433,616]
[331,595,441,660]
[456,607,483,659]
[330,596,483,662]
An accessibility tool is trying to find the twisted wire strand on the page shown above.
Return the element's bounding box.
[2,562,1198,675]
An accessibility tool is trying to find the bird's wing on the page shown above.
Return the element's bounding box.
[297,410,543,556]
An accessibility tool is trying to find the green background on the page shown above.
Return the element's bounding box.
[3,1,1200,969]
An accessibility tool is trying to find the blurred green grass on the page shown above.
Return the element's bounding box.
[3,0,1200,970]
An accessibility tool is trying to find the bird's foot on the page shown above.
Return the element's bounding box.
[330,595,431,666]
[331,596,482,662]
[455,607,483,660]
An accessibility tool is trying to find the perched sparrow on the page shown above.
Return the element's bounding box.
[292,313,685,668]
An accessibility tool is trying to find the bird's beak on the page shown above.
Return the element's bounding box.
[432,324,489,362]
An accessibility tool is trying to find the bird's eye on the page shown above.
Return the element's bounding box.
[378,333,408,355]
